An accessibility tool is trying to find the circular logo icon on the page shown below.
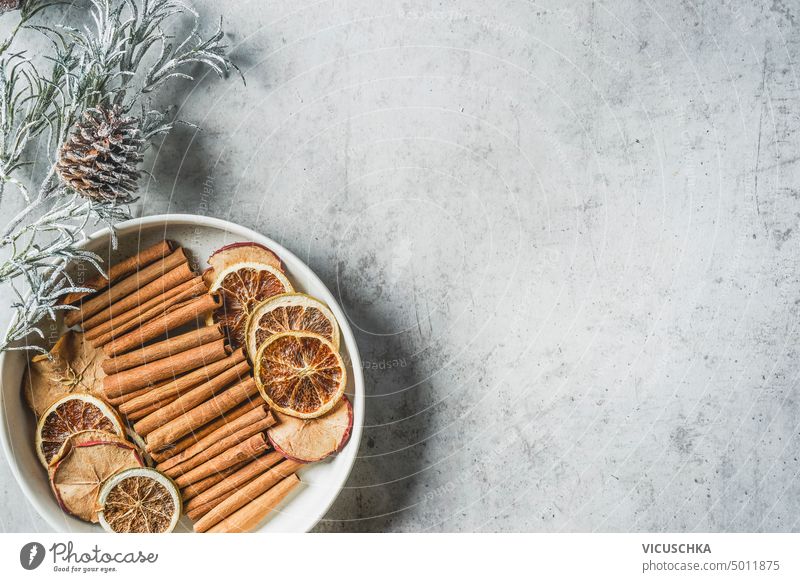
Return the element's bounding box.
[20,542,45,570]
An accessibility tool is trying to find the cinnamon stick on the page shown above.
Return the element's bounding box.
[102,293,220,356]
[200,468,302,533]
[157,405,271,473]
[134,357,251,436]
[119,349,246,415]
[82,264,196,334]
[184,452,283,520]
[62,240,173,305]
[124,392,182,421]
[144,377,259,451]
[149,399,263,463]
[103,339,229,399]
[181,460,250,501]
[174,432,270,489]
[65,247,188,327]
[89,279,208,347]
[162,414,275,478]
[106,383,154,407]
[103,324,223,375]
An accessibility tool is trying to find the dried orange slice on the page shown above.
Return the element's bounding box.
[49,439,143,522]
[254,331,346,419]
[35,394,123,467]
[203,242,284,286]
[245,293,340,359]
[209,261,293,349]
[98,468,181,533]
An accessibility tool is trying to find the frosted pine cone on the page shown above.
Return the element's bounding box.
[0,0,23,13]
[56,105,145,204]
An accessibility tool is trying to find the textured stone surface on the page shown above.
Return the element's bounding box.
[2,0,800,532]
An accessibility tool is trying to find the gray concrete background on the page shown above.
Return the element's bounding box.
[1,0,799,532]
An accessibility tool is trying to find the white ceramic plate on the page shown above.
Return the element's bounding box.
[0,214,363,533]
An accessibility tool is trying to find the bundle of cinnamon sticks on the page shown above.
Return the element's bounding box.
[65,240,219,351]
[65,240,303,533]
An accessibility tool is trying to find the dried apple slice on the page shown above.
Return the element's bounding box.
[268,396,353,462]
[49,439,143,522]
[23,331,106,418]
[49,429,126,466]
[209,261,293,349]
[35,394,124,467]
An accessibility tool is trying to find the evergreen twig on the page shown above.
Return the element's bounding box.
[0,0,237,352]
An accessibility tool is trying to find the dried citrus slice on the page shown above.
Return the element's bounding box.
[23,331,106,417]
[209,261,293,349]
[254,331,346,419]
[36,394,124,467]
[245,293,340,359]
[268,395,353,462]
[98,467,181,533]
[203,242,284,288]
[49,439,143,522]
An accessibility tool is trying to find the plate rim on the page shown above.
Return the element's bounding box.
[0,213,364,533]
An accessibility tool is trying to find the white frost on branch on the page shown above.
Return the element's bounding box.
[0,0,238,352]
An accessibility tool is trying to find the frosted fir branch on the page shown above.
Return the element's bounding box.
[1,260,96,353]
[0,189,105,279]
[0,0,238,352]
[142,15,237,94]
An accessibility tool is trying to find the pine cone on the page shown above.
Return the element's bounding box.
[56,105,145,204]
[0,0,23,12]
